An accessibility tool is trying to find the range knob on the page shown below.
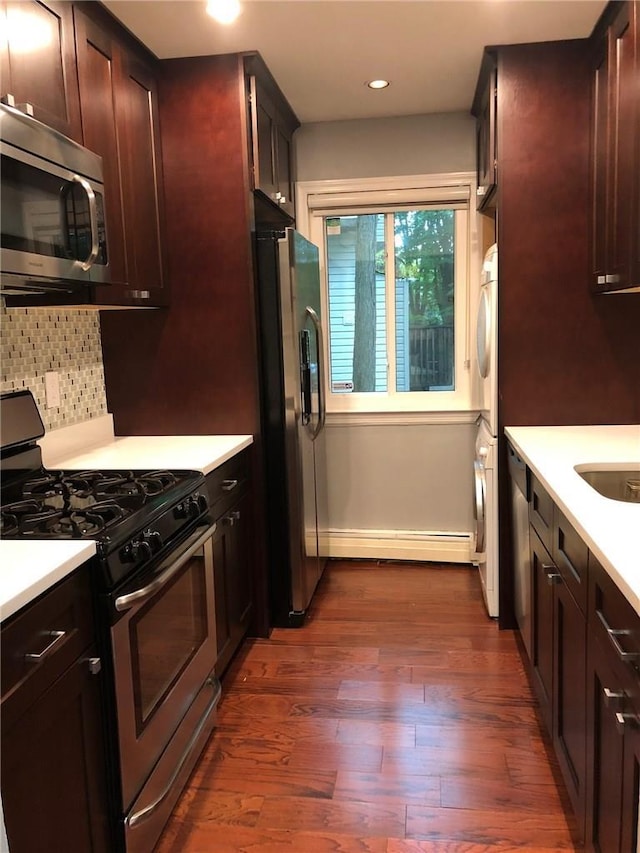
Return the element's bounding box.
[174,494,207,520]
[129,539,152,563]
[142,529,163,554]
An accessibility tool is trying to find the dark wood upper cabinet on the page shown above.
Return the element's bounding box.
[73,3,167,307]
[74,7,127,290]
[0,0,82,141]
[245,53,299,220]
[590,0,639,293]
[115,50,167,304]
[471,51,498,211]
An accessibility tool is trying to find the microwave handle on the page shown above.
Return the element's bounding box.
[71,174,99,271]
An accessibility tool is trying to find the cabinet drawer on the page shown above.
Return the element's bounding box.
[206,450,250,519]
[589,552,640,682]
[1,568,95,725]
[529,474,554,552]
[554,509,589,615]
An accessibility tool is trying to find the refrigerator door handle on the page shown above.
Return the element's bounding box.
[305,306,326,440]
[299,328,312,426]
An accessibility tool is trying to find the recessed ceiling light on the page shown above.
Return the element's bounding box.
[367,79,390,90]
[206,0,242,25]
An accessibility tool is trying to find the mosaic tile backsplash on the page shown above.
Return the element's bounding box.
[0,304,108,431]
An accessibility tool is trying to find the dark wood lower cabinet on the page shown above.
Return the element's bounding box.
[553,574,587,833]
[211,486,253,676]
[1,645,111,853]
[207,452,254,675]
[529,523,587,842]
[1,569,111,852]
[531,527,555,732]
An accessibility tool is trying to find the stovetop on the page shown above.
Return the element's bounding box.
[1,465,210,590]
[0,391,211,591]
[1,468,195,539]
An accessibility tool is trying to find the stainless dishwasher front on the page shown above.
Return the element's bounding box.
[508,441,532,660]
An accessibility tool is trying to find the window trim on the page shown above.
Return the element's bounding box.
[297,173,481,415]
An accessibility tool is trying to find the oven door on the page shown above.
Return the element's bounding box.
[111,520,219,816]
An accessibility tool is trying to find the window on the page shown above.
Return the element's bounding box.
[304,175,475,414]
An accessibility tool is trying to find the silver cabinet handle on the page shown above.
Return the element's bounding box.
[603,687,625,709]
[224,510,241,526]
[126,676,221,829]
[605,274,620,285]
[597,609,640,662]
[597,275,606,285]
[115,521,217,612]
[615,711,638,735]
[221,479,238,492]
[545,569,562,585]
[25,630,66,661]
[71,175,99,270]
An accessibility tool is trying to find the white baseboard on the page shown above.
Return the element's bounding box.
[320,528,473,563]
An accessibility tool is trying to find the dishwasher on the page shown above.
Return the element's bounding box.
[507,441,532,659]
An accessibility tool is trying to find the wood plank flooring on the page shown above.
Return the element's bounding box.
[155,561,580,852]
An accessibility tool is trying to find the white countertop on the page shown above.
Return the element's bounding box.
[40,416,253,475]
[1,417,254,622]
[0,540,97,621]
[505,424,640,615]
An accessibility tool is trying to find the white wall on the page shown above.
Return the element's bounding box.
[296,112,475,182]
[296,113,478,562]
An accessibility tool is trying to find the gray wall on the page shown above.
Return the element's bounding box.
[296,112,475,181]
[296,112,478,557]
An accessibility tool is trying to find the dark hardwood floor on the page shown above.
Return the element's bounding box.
[155,561,580,852]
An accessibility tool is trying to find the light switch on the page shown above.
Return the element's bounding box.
[45,371,61,408]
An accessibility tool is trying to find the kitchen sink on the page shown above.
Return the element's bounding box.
[575,466,640,503]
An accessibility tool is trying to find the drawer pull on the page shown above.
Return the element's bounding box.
[597,609,640,662]
[25,630,66,662]
[221,479,238,492]
[224,510,241,526]
[603,687,625,709]
[543,565,562,585]
[615,711,639,735]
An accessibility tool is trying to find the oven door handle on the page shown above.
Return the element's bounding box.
[114,521,217,613]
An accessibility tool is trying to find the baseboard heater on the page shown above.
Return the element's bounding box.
[320,529,473,563]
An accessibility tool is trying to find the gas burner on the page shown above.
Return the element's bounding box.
[22,473,66,510]
[19,500,128,539]
[1,499,43,538]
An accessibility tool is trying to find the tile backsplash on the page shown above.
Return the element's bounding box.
[0,304,108,431]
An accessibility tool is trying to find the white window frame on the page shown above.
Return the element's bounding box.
[296,172,481,415]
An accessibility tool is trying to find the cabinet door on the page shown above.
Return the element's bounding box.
[606,1,636,291]
[586,635,628,853]
[1,650,111,853]
[74,9,128,290]
[275,121,295,217]
[620,709,640,851]
[251,77,278,204]
[591,31,609,290]
[114,50,167,305]
[0,0,82,140]
[531,528,555,732]
[212,490,253,676]
[553,576,587,837]
[474,55,497,210]
[590,0,639,292]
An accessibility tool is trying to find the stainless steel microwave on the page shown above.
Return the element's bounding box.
[0,102,111,297]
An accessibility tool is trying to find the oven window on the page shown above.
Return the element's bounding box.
[131,549,208,731]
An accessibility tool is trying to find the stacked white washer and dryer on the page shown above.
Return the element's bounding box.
[473,243,499,618]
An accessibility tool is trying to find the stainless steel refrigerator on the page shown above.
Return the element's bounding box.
[255,227,328,626]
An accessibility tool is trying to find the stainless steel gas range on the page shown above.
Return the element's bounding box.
[0,390,221,853]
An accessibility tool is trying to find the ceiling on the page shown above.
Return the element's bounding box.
[103,0,606,123]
